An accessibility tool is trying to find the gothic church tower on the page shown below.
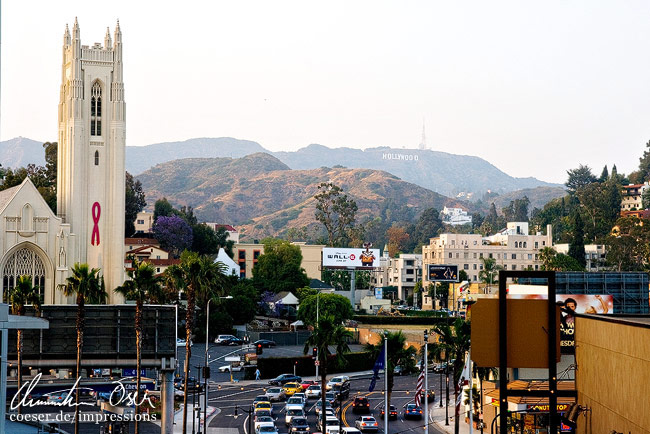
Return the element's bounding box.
[57,19,125,300]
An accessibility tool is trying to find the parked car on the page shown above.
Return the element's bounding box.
[254,339,277,348]
[264,387,286,402]
[269,374,302,386]
[288,417,310,434]
[283,382,303,397]
[403,403,423,420]
[305,384,321,399]
[285,408,305,426]
[354,416,379,432]
[352,396,370,414]
[215,334,238,345]
[380,405,398,420]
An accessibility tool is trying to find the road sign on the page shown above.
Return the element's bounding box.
[315,360,320,366]
[225,356,241,362]
[427,265,459,282]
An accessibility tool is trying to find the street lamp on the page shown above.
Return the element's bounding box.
[424,330,429,434]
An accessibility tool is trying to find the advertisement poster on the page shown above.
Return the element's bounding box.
[509,293,613,354]
[322,246,379,269]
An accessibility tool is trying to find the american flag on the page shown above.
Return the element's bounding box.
[414,363,425,407]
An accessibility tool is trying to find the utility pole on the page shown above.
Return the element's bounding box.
[445,365,449,426]
[424,330,429,434]
[383,331,388,434]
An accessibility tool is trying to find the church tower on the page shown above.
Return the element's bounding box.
[57,19,125,300]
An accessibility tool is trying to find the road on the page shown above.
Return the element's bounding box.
[205,370,452,434]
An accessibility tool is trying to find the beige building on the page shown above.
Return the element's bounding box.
[421,223,552,310]
[134,211,154,233]
[554,243,607,271]
[205,223,240,243]
[372,252,422,303]
[620,182,649,211]
[234,242,324,280]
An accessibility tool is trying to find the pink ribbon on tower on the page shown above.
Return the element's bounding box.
[91,202,101,246]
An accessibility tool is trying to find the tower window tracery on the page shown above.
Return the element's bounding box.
[90,82,102,136]
[94,150,100,166]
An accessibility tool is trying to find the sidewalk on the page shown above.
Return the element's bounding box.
[171,404,217,434]
[429,397,475,434]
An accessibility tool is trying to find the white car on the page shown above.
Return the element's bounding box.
[306,384,321,399]
[318,416,340,433]
[218,364,242,373]
[264,387,286,402]
[285,397,305,411]
[285,408,305,426]
[254,417,275,431]
[293,393,307,403]
[314,400,333,416]
[326,376,349,391]
[215,334,237,345]
[355,416,378,432]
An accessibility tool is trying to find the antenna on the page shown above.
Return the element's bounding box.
[419,118,427,150]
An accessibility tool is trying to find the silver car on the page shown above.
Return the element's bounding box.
[265,387,286,402]
[306,384,321,399]
[285,408,305,426]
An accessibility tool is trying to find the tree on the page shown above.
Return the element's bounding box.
[191,223,220,255]
[297,293,354,326]
[386,226,410,257]
[125,172,147,237]
[153,198,175,221]
[565,165,597,194]
[513,196,530,222]
[252,239,309,293]
[321,269,371,291]
[303,316,351,431]
[314,182,358,247]
[412,208,443,247]
[213,226,235,258]
[478,257,502,294]
[637,140,650,182]
[60,263,107,434]
[224,280,259,325]
[364,331,417,404]
[568,212,586,268]
[606,217,650,271]
[115,261,163,434]
[43,142,57,186]
[552,254,585,271]
[8,275,42,415]
[430,317,471,434]
[599,165,609,182]
[153,215,193,257]
[539,247,557,271]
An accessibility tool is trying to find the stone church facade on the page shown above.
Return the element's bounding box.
[0,19,126,304]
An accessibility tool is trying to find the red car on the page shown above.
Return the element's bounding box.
[301,380,318,390]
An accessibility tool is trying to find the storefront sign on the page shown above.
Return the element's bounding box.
[526,403,570,412]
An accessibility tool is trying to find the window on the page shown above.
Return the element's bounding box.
[535,265,539,270]
[253,250,261,260]
[448,253,452,258]
[523,242,527,248]
[464,264,469,270]
[238,250,246,261]
[156,268,161,273]
[90,81,102,136]
[511,254,516,260]
[137,219,144,225]
[455,253,459,259]
[489,253,493,259]
[406,269,414,274]
[542,241,546,246]
[473,253,477,259]
[473,264,477,270]
[464,252,469,259]
[512,265,517,270]
[406,260,414,266]
[94,150,100,166]
[479,253,483,258]
[535,241,539,249]
[528,254,532,260]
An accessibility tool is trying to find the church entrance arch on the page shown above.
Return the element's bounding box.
[1,244,48,303]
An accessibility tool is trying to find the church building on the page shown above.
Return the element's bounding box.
[0,19,126,304]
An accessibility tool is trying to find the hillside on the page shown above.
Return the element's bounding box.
[136,153,469,240]
[0,137,47,168]
[488,186,567,213]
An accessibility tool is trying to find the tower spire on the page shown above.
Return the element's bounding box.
[419,118,427,150]
[64,24,71,46]
[104,27,112,48]
[72,17,80,39]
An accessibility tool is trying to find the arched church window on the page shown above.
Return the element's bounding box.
[2,247,45,303]
[90,82,102,136]
[95,150,100,166]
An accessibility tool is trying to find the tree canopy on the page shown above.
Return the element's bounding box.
[314,182,358,247]
[297,292,354,326]
[252,238,309,293]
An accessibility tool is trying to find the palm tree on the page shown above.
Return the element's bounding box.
[169,251,226,434]
[8,275,42,415]
[60,263,107,434]
[478,257,502,294]
[303,315,351,431]
[475,366,497,428]
[115,260,163,434]
[364,330,416,404]
[430,317,471,434]
[539,246,557,271]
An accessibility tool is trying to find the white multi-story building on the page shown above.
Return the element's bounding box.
[620,183,650,211]
[372,252,422,303]
[421,222,553,309]
[554,244,607,271]
[205,223,240,243]
[441,207,472,226]
[134,211,154,233]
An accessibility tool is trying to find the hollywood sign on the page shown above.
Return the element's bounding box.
[382,153,419,161]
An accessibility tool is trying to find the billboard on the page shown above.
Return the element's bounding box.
[322,247,379,269]
[509,293,613,354]
[374,287,383,299]
[427,265,459,282]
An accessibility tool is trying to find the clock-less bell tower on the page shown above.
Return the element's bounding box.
[57,18,125,299]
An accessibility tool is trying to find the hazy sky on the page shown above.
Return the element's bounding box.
[3,1,650,183]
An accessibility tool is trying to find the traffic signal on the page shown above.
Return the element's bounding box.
[312,347,318,359]
[203,366,210,378]
[256,343,263,355]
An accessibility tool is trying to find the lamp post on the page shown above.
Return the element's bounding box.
[445,364,449,426]
[383,330,388,434]
[316,290,320,379]
[424,330,429,434]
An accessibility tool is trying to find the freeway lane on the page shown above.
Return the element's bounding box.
[206,373,449,434]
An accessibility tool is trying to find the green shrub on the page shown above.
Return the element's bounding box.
[256,352,374,379]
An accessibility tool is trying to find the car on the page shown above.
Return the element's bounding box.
[269,374,302,386]
[255,401,273,411]
[354,416,378,432]
[254,339,277,348]
[177,377,203,392]
[324,392,337,406]
[331,382,350,400]
[352,397,370,414]
[285,396,305,411]
[393,365,404,376]
[285,408,305,426]
[256,425,279,434]
[218,364,242,373]
[300,379,318,390]
[318,416,340,433]
[255,409,273,419]
[293,393,307,404]
[306,384,321,399]
[176,338,188,347]
[254,395,270,405]
[341,428,361,434]
[314,400,333,416]
[433,362,447,373]
[380,405,398,420]
[215,334,238,345]
[283,382,303,397]
[326,376,349,391]
[254,416,275,431]
[264,387,286,402]
[288,417,310,434]
[403,403,423,420]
